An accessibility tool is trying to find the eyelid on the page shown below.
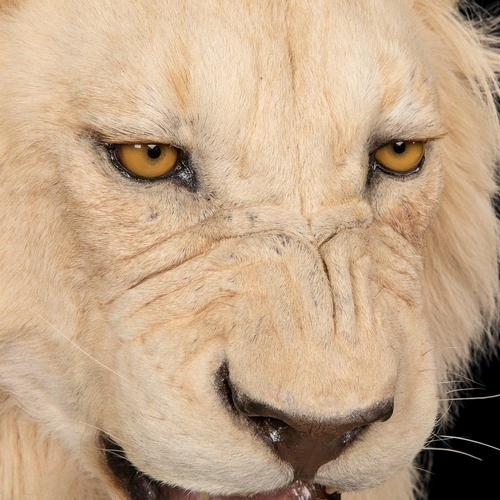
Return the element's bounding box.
[368,131,447,155]
[370,139,421,156]
[89,125,180,145]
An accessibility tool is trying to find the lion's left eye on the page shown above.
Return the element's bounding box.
[373,141,425,175]
[109,143,179,179]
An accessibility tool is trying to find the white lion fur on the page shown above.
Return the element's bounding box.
[0,0,499,499]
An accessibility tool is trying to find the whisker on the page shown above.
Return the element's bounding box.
[418,369,485,386]
[427,431,447,443]
[412,465,434,475]
[96,447,127,455]
[443,387,485,395]
[29,311,183,401]
[438,393,500,402]
[423,447,483,461]
[438,379,485,387]
[444,373,485,385]
[97,448,130,463]
[433,401,454,425]
[67,418,135,449]
[438,435,500,453]
[30,309,130,384]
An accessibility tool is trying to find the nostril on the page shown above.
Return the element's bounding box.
[214,363,234,409]
[340,424,367,445]
[360,399,394,425]
[214,363,293,438]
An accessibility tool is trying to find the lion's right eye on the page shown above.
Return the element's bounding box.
[109,143,179,179]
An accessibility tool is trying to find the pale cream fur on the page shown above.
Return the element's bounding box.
[0,0,499,499]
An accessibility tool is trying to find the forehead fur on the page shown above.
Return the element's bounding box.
[2,0,443,210]
[27,0,441,129]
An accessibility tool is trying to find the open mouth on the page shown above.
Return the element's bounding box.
[102,435,342,500]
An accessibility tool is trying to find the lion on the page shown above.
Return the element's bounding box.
[0,0,499,499]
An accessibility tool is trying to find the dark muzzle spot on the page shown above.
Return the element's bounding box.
[101,434,170,500]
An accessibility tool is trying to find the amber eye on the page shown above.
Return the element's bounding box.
[113,143,179,179]
[374,141,424,174]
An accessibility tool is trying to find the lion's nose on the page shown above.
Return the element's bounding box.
[234,394,393,480]
[217,365,393,480]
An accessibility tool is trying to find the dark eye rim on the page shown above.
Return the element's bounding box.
[370,141,425,178]
[103,143,197,189]
[371,156,425,177]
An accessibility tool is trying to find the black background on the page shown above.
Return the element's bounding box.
[424,2,500,498]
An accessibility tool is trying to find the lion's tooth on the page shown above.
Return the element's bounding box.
[324,487,336,495]
[199,493,211,500]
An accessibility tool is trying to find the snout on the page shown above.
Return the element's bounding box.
[104,205,434,494]
[223,223,399,424]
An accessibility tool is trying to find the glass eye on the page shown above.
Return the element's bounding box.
[373,141,424,175]
[113,143,179,179]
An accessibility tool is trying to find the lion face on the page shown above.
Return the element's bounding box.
[1,0,498,499]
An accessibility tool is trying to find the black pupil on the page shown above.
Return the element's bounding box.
[392,141,406,155]
[147,145,162,159]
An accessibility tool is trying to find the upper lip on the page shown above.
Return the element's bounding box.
[101,434,342,500]
[102,433,170,500]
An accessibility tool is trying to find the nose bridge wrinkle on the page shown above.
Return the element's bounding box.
[214,205,312,243]
[309,200,373,248]
[113,204,320,303]
[309,201,378,347]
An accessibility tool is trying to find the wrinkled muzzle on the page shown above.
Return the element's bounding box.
[103,203,421,493]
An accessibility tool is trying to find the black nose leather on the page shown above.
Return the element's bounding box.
[217,367,393,480]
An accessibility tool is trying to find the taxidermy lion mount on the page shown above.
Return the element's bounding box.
[0,0,499,499]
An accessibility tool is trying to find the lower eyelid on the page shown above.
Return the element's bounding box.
[371,157,425,177]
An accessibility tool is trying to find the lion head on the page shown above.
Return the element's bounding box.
[0,1,498,499]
